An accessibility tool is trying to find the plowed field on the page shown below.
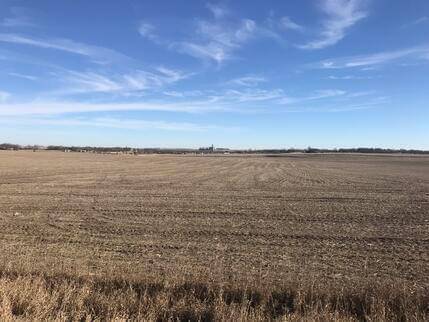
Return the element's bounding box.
[1,151,428,286]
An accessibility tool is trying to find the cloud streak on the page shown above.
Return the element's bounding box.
[313,45,429,69]
[279,17,304,32]
[8,72,38,81]
[1,7,36,27]
[0,91,11,102]
[206,3,230,19]
[402,16,428,28]
[0,116,224,132]
[227,76,267,87]
[138,21,161,43]
[0,85,381,118]
[54,66,190,95]
[277,89,347,105]
[0,100,228,116]
[137,4,282,64]
[298,0,368,49]
[0,33,132,64]
[221,89,284,102]
[176,18,257,64]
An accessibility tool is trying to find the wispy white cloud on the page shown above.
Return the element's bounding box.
[56,67,190,95]
[344,90,375,98]
[62,71,123,93]
[0,99,227,116]
[298,0,368,50]
[176,18,257,64]
[8,72,38,81]
[0,91,11,102]
[79,117,226,131]
[0,33,132,64]
[313,45,429,69]
[227,76,267,87]
[160,87,352,109]
[279,94,387,113]
[327,75,373,80]
[121,68,189,92]
[0,116,231,132]
[316,96,389,112]
[402,16,428,28]
[223,89,284,102]
[138,21,159,42]
[413,16,429,25]
[0,85,381,117]
[414,16,428,25]
[279,17,304,32]
[1,7,36,27]
[168,87,282,104]
[138,4,281,64]
[277,89,347,105]
[163,90,205,98]
[206,3,230,19]
[156,66,190,82]
[309,89,347,99]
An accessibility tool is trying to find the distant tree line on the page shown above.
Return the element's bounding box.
[0,143,20,150]
[45,146,195,154]
[46,145,135,153]
[1,143,428,154]
[239,147,429,155]
[0,143,43,151]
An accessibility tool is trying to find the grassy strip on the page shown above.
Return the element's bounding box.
[0,270,427,321]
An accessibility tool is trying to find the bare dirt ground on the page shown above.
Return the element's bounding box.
[0,151,428,320]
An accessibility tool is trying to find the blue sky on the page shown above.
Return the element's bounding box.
[0,0,428,149]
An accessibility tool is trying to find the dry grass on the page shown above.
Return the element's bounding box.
[0,268,427,321]
[0,151,428,320]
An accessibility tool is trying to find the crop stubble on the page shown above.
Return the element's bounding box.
[0,151,427,288]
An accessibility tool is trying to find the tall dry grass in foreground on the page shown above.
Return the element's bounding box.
[0,269,427,321]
